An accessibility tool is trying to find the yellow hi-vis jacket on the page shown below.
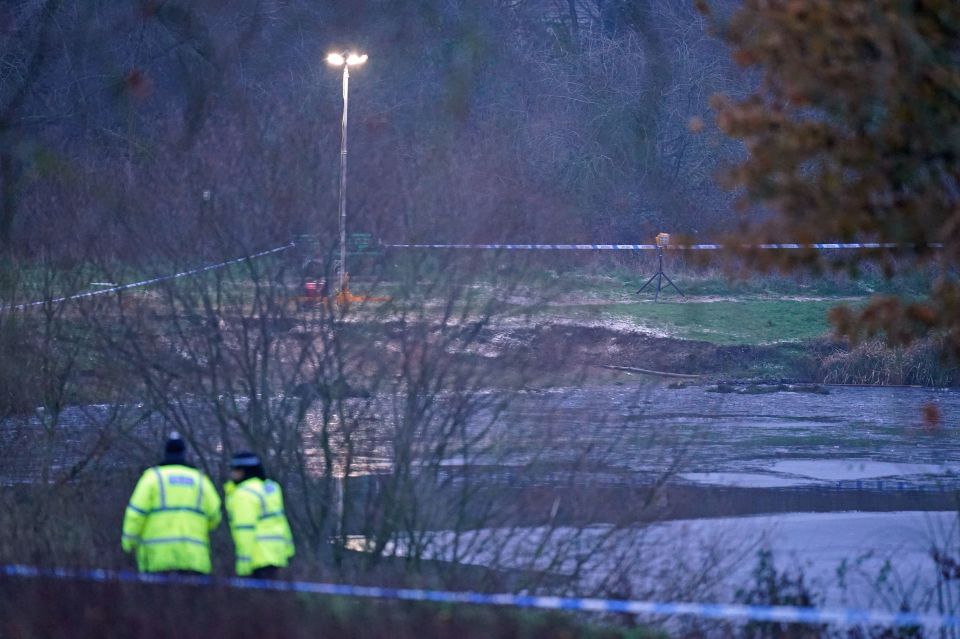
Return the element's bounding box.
[225,477,295,576]
[121,464,221,573]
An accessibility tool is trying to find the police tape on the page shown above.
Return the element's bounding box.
[1,563,956,628]
[386,242,942,251]
[3,243,296,311]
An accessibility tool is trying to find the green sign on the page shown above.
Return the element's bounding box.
[347,232,382,256]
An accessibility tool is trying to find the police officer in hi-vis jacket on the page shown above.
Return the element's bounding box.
[122,432,221,574]
[224,451,294,579]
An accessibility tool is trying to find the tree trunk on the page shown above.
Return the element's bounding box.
[0,152,17,253]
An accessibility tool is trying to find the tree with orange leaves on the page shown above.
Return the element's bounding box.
[706,0,960,353]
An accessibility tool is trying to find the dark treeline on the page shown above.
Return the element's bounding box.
[1,0,744,263]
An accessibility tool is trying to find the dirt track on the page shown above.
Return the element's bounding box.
[474,323,825,383]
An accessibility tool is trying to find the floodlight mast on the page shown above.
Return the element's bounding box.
[325,51,367,295]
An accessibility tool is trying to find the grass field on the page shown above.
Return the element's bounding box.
[2,250,932,349]
[590,299,839,344]
[495,264,932,344]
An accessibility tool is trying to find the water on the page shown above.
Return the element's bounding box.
[372,511,958,609]
[6,384,960,609]
[424,384,960,608]
[3,385,957,485]
[481,384,960,484]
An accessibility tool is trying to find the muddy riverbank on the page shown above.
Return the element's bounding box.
[392,319,951,387]
[496,323,825,383]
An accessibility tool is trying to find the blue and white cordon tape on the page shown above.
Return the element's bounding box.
[1,564,955,628]
[387,242,941,251]
[2,242,295,311]
[2,238,942,310]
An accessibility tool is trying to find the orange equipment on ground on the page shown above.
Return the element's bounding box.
[334,273,391,307]
[299,273,390,308]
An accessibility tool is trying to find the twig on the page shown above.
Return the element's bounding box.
[596,364,700,379]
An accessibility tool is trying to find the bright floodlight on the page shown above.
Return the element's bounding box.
[325,48,369,296]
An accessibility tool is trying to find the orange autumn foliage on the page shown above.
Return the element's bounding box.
[706,0,960,353]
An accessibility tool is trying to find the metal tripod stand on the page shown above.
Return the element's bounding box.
[637,245,685,302]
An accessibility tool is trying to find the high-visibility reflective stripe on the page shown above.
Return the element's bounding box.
[195,472,204,511]
[147,468,209,518]
[239,485,267,512]
[255,535,291,543]
[152,468,165,509]
[233,525,255,531]
[140,537,208,547]
[259,511,284,520]
[122,533,141,542]
[237,556,252,562]
[126,504,147,515]
[147,507,207,516]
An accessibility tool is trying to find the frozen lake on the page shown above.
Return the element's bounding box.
[382,383,960,609]
[5,383,960,612]
[480,384,960,487]
[3,384,959,497]
[363,510,958,610]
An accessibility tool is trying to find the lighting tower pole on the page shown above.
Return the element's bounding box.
[326,52,367,294]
